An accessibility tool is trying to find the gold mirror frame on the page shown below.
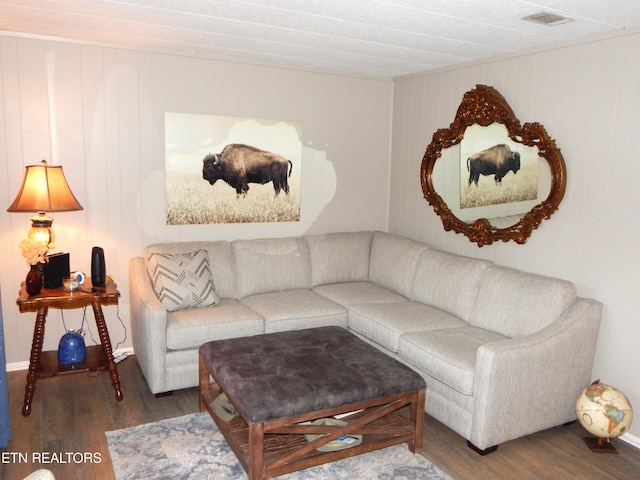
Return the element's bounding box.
[420,85,567,246]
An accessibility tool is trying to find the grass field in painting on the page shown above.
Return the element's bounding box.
[166,171,301,224]
[460,162,537,209]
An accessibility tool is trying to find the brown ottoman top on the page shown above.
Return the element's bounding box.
[199,326,426,422]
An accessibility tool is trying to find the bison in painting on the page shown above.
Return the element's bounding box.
[203,144,293,197]
[467,144,521,187]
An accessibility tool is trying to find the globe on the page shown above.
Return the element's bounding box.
[576,380,633,451]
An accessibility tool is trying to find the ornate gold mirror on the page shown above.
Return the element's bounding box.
[420,85,566,246]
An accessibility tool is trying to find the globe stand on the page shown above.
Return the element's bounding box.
[582,436,618,454]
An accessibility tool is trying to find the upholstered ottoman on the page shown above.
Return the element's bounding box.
[199,326,426,480]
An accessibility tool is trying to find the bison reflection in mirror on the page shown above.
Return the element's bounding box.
[203,144,293,197]
[467,144,521,187]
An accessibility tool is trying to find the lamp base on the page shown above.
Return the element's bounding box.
[582,436,619,454]
[29,212,54,249]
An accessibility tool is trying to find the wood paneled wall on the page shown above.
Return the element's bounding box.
[0,35,393,365]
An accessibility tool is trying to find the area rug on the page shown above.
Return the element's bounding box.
[106,412,453,480]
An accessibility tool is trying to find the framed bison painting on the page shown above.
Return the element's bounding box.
[165,113,302,224]
[420,85,566,246]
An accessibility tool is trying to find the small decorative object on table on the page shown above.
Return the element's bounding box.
[25,265,43,296]
[58,329,86,364]
[62,276,80,291]
[576,379,634,453]
[72,271,86,285]
[19,238,48,295]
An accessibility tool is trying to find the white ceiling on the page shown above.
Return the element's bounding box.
[1,0,640,78]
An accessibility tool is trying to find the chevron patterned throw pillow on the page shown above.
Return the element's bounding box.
[147,249,219,312]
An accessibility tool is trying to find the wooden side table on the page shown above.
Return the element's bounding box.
[16,277,124,416]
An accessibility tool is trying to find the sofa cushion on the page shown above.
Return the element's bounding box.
[398,327,508,396]
[233,237,311,298]
[241,289,348,333]
[411,249,492,322]
[145,241,236,299]
[313,281,407,308]
[166,298,264,350]
[469,266,577,338]
[306,231,372,286]
[349,302,467,352]
[146,249,219,312]
[369,232,429,297]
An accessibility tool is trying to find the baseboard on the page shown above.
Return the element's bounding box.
[5,347,135,372]
[620,432,640,450]
[6,360,29,372]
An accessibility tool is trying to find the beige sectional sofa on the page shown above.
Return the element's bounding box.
[128,231,602,452]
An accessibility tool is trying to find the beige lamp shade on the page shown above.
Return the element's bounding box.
[7,160,83,213]
[7,160,83,248]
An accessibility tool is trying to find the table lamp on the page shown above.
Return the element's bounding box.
[7,160,83,250]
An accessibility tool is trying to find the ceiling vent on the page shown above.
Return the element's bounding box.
[521,11,574,26]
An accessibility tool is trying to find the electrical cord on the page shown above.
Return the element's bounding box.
[59,304,128,352]
[112,304,128,352]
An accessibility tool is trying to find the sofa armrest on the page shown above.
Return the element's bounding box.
[128,257,169,394]
[470,298,602,450]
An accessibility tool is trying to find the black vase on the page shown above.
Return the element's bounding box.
[25,265,43,295]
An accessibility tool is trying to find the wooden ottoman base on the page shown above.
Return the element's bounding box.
[200,355,425,479]
[197,327,426,480]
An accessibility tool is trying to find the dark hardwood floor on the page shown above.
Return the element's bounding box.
[1,356,639,480]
